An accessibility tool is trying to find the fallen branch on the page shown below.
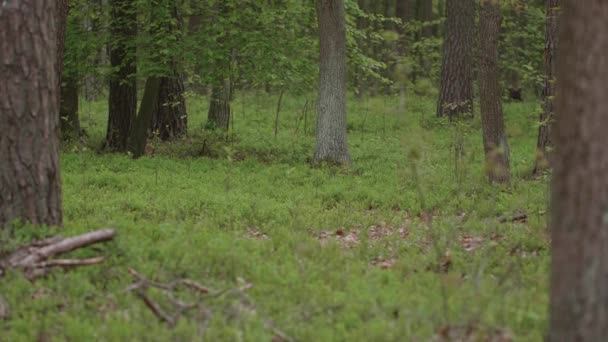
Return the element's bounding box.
[0,229,115,280]
[126,268,213,336]
[498,213,528,223]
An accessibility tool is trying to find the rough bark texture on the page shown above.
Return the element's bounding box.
[106,0,137,151]
[0,0,63,227]
[60,76,81,140]
[436,0,474,118]
[152,74,188,140]
[479,0,510,184]
[314,0,350,165]
[55,0,69,92]
[550,2,608,341]
[207,80,231,131]
[533,0,559,176]
[129,78,161,159]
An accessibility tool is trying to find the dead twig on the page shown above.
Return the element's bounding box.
[126,268,214,336]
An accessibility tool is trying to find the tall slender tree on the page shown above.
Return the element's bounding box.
[533,0,560,176]
[0,0,63,227]
[550,2,608,340]
[479,0,510,184]
[314,0,350,164]
[436,0,474,118]
[106,0,137,151]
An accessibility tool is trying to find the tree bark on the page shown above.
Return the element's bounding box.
[152,74,188,140]
[436,0,474,118]
[106,0,137,151]
[479,0,510,184]
[60,76,81,141]
[533,0,559,176]
[550,2,608,341]
[0,0,63,227]
[314,0,350,165]
[57,0,81,141]
[129,78,161,159]
[207,80,231,131]
[419,0,434,38]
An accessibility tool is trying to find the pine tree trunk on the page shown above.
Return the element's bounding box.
[0,0,63,227]
[550,2,608,340]
[479,0,510,184]
[153,74,188,140]
[207,81,231,131]
[60,76,81,140]
[314,0,350,165]
[57,0,80,141]
[436,0,474,118]
[533,0,559,176]
[106,0,137,151]
[129,78,161,159]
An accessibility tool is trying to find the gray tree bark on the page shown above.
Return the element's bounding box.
[314,0,350,165]
[207,80,231,131]
[550,2,608,341]
[0,0,63,227]
[533,0,560,176]
[479,0,510,184]
[436,0,474,118]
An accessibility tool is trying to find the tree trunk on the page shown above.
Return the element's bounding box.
[396,0,416,56]
[479,0,510,184]
[60,76,81,141]
[152,74,188,140]
[207,80,231,131]
[508,70,523,101]
[314,0,350,165]
[507,1,526,101]
[419,0,434,38]
[129,78,162,159]
[436,0,474,118]
[533,0,559,176]
[550,2,608,341]
[0,0,63,227]
[106,0,137,151]
[57,0,81,141]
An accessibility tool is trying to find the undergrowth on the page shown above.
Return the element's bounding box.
[0,92,549,341]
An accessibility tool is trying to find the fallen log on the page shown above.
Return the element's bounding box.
[0,229,115,280]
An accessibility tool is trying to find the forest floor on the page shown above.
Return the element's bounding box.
[0,91,548,341]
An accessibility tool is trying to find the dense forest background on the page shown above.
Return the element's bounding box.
[3,0,595,340]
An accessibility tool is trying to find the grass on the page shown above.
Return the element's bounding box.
[0,90,549,341]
